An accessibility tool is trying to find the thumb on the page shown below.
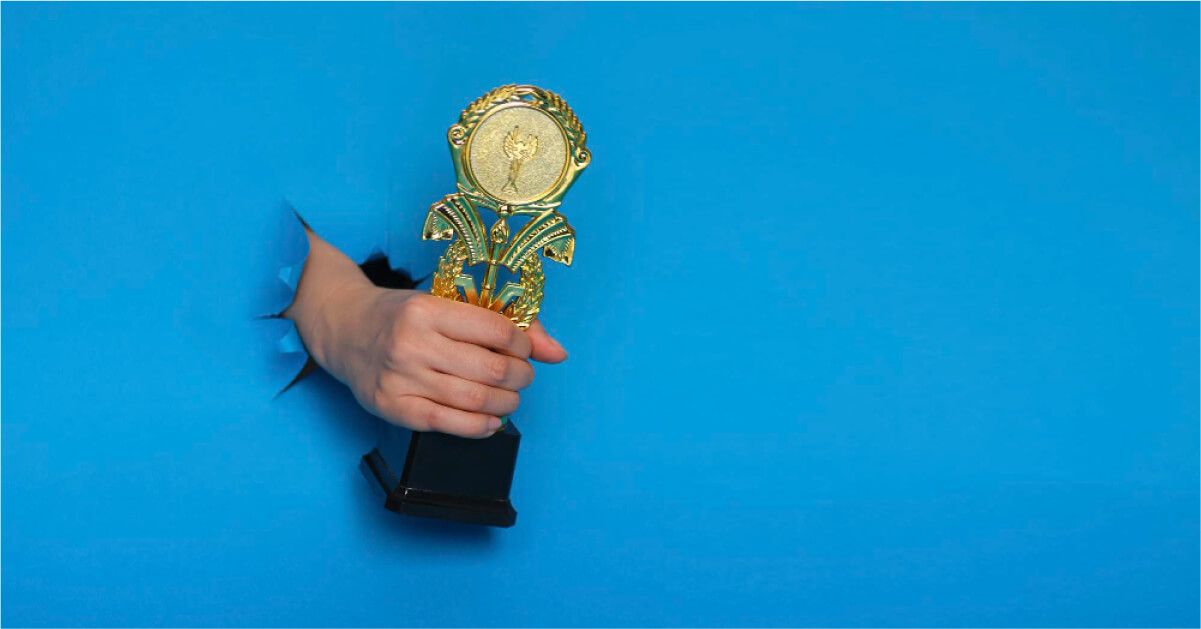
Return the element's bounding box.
[525,320,568,364]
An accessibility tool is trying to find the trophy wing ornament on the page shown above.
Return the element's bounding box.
[499,209,575,269]
[422,84,589,329]
[422,194,488,264]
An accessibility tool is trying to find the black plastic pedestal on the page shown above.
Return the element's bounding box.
[361,420,520,527]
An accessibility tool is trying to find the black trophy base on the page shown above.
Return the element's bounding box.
[360,420,520,528]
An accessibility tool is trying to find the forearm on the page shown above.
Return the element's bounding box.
[283,228,376,379]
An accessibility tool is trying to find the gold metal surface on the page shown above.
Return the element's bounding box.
[467,106,567,205]
[422,85,588,328]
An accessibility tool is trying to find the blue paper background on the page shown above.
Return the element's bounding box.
[3,3,1198,626]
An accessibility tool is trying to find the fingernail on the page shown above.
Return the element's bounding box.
[488,417,502,431]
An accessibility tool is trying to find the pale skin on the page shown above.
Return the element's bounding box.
[284,227,567,439]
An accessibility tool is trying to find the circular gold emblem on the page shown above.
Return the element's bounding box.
[466,105,569,206]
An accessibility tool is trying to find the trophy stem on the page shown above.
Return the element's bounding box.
[478,216,510,308]
[478,261,499,308]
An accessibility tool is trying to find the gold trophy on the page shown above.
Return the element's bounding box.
[361,85,589,527]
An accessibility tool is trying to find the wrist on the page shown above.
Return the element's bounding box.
[308,278,376,374]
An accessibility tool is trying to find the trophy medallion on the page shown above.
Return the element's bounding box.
[361,85,589,527]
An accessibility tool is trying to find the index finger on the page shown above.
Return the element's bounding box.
[433,299,532,359]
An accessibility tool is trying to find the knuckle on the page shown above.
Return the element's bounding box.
[501,391,520,416]
[462,383,489,411]
[396,294,433,324]
[518,361,535,387]
[395,397,438,432]
[414,292,440,311]
[422,405,444,432]
[488,318,516,349]
[485,355,509,385]
[388,396,429,431]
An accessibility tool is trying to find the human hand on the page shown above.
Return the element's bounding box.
[286,229,566,438]
[316,286,567,438]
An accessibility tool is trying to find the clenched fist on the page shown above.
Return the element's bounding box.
[285,227,567,438]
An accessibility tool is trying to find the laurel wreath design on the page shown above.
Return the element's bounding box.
[451,84,587,164]
[430,240,468,302]
[430,238,546,329]
[502,255,544,329]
